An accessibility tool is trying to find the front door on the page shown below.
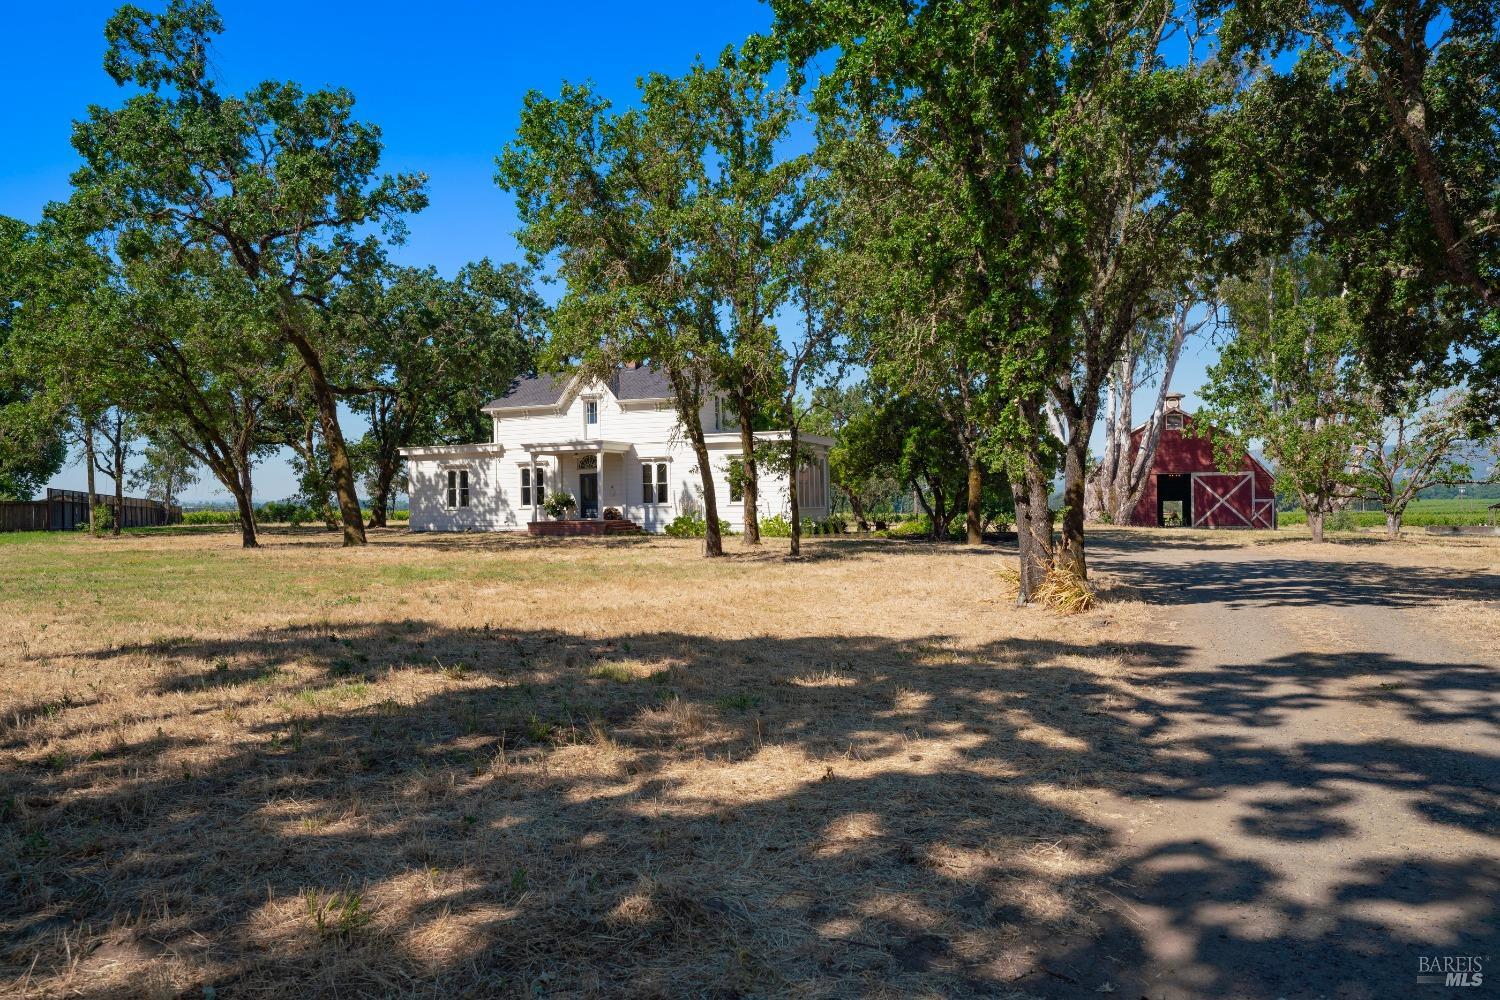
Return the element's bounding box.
[578,473,599,519]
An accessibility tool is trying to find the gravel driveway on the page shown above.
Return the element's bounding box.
[1026,534,1499,999]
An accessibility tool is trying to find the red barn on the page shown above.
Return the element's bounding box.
[1129,394,1278,529]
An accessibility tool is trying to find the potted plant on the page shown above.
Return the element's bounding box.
[543,490,577,520]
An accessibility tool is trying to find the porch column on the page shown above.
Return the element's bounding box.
[529,455,538,523]
[597,442,605,519]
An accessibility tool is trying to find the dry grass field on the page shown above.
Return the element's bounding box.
[3,524,1494,998]
[1,528,1160,999]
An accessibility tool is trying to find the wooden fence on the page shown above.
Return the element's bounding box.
[0,488,182,533]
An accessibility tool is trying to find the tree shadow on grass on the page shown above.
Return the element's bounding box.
[2,616,1496,997]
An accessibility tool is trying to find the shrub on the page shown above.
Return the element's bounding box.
[91,504,114,532]
[1327,509,1357,532]
[260,500,316,525]
[664,511,732,538]
[183,510,239,525]
[760,514,793,537]
[602,506,622,520]
[887,515,932,538]
[543,490,577,519]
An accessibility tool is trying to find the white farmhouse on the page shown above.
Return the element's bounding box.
[400,365,833,533]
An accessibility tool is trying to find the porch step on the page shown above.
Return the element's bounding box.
[527,518,644,537]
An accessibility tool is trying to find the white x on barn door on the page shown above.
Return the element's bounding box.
[1192,473,1253,527]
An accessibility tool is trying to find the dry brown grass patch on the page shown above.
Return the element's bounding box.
[1033,568,1099,615]
[0,527,1166,997]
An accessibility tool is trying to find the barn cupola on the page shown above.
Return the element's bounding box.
[1163,393,1185,430]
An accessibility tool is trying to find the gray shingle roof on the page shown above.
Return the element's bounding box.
[484,366,673,411]
[612,365,673,400]
[484,373,568,411]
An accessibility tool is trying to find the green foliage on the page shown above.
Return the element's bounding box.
[663,512,733,539]
[91,503,114,532]
[71,0,431,544]
[257,500,305,524]
[760,514,793,538]
[1211,0,1500,422]
[1280,502,1495,528]
[542,490,577,519]
[182,510,238,525]
[345,261,541,517]
[886,516,931,539]
[1200,255,1378,525]
[303,889,373,940]
[1326,509,1357,533]
[0,216,68,500]
[128,430,197,509]
[497,49,810,557]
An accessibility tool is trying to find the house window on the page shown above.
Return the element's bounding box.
[521,467,546,507]
[446,469,469,509]
[1166,413,1183,431]
[642,462,668,504]
[585,399,598,425]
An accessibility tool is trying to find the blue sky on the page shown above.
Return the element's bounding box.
[3,1,1217,503]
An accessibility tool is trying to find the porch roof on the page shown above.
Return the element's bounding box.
[520,439,634,455]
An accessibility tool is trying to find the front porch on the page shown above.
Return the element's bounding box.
[522,438,635,524]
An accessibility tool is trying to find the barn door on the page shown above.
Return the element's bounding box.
[1191,473,1254,528]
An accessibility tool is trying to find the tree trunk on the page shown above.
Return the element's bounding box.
[1308,510,1325,543]
[237,444,259,547]
[965,459,983,544]
[848,492,869,531]
[738,407,760,544]
[1057,428,1088,578]
[231,480,260,548]
[112,421,124,537]
[1386,512,1402,539]
[286,332,366,546]
[1013,452,1054,604]
[926,477,951,539]
[84,419,98,535]
[367,459,397,528]
[788,424,802,558]
[689,431,723,558]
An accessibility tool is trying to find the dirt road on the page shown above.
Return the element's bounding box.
[1033,534,1499,999]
